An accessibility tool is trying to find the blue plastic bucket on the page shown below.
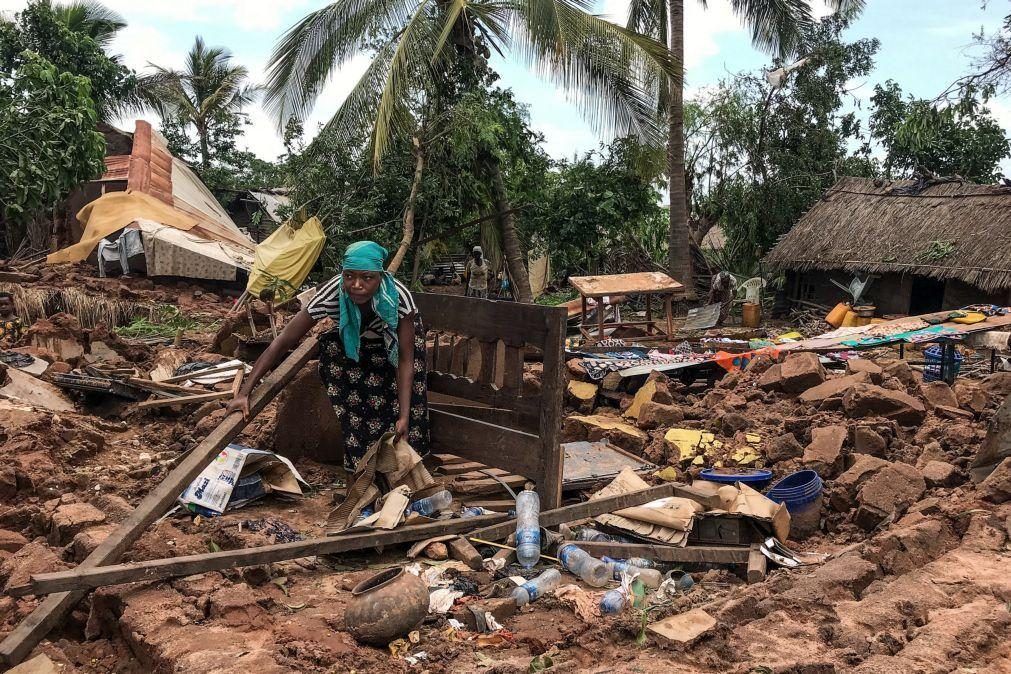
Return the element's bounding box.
[699,468,774,490]
[923,345,963,383]
[765,470,823,539]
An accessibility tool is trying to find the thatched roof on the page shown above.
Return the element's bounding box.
[764,176,1011,292]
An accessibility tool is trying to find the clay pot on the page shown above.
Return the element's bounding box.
[343,567,429,645]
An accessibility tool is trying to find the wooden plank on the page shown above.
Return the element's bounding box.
[429,408,542,479]
[502,345,524,393]
[538,308,566,509]
[13,513,510,597]
[230,369,244,396]
[461,498,514,511]
[747,543,767,584]
[414,292,551,346]
[468,483,676,544]
[435,461,490,475]
[570,542,751,565]
[135,390,232,410]
[126,378,196,395]
[450,337,469,376]
[0,337,320,668]
[18,485,677,597]
[477,340,496,385]
[161,362,244,384]
[426,373,537,417]
[568,272,683,298]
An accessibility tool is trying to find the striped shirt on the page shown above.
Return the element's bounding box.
[306,275,418,342]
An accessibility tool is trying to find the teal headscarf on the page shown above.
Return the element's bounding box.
[338,241,400,364]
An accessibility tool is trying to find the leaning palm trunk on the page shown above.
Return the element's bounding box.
[388,136,425,273]
[667,0,693,296]
[490,162,533,303]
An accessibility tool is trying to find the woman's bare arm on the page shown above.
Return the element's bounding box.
[226,308,315,419]
[394,312,417,439]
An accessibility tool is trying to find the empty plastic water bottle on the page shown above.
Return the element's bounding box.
[406,490,452,517]
[557,544,610,587]
[606,561,663,589]
[460,506,490,518]
[512,568,561,606]
[515,490,541,568]
[353,507,374,525]
[599,588,628,614]
[602,555,657,569]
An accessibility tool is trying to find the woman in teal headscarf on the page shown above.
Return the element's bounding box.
[228,241,429,472]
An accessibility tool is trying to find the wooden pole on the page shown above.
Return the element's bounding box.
[13,484,676,597]
[0,337,320,668]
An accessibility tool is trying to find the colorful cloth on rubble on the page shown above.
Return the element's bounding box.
[0,350,32,368]
[318,314,430,472]
[0,317,23,345]
[841,324,960,347]
[711,347,781,373]
[581,350,705,380]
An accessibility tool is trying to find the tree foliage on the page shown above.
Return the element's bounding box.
[869,81,1010,183]
[141,36,259,168]
[0,51,106,252]
[688,16,878,268]
[527,137,664,276]
[0,0,136,120]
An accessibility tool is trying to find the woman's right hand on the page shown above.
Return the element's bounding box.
[226,394,250,420]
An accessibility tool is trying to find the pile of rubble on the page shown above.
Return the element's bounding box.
[2,272,1011,672]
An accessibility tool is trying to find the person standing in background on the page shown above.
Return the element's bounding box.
[0,292,24,347]
[464,246,490,299]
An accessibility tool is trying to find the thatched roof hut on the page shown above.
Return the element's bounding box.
[765,176,1011,294]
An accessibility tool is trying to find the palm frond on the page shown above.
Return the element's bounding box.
[264,0,420,127]
[726,0,814,57]
[513,0,675,145]
[52,0,125,47]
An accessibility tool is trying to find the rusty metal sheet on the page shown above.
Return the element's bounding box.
[562,440,654,490]
[569,272,684,298]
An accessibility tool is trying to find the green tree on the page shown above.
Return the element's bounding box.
[51,0,125,48]
[869,81,1010,183]
[265,0,675,301]
[0,51,106,254]
[689,16,878,268]
[627,0,864,294]
[529,136,664,276]
[0,0,136,119]
[141,36,259,169]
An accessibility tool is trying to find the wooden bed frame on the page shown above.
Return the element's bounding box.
[414,293,567,508]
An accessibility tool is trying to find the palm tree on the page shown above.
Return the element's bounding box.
[142,37,259,168]
[265,0,676,301]
[51,0,125,48]
[628,0,864,295]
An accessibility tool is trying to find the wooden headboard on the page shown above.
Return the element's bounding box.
[413,293,567,508]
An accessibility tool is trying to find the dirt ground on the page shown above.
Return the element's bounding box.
[2,263,1011,673]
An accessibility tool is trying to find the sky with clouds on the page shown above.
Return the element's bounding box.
[2,0,1009,167]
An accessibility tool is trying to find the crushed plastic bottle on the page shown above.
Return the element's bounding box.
[515,490,541,568]
[512,568,561,606]
[603,555,657,569]
[557,544,610,587]
[406,490,453,517]
[353,507,374,525]
[606,561,663,589]
[460,506,491,518]
[599,588,628,614]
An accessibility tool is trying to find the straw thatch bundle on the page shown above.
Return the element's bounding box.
[764,177,1011,293]
[0,283,156,328]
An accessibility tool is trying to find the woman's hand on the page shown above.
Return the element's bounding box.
[395,416,410,442]
[226,394,250,420]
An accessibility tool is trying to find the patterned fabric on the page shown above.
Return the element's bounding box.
[318,314,430,472]
[306,275,418,365]
[0,317,23,345]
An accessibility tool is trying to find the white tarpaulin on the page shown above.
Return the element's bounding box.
[179,444,308,515]
[137,221,253,281]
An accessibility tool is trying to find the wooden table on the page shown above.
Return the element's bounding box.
[569,272,684,342]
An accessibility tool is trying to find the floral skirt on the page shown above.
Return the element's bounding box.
[318,316,430,472]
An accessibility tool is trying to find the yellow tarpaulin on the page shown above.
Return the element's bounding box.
[246,217,326,301]
[48,191,199,264]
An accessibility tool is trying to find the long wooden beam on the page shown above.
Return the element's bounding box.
[570,541,751,564]
[13,484,676,597]
[0,337,319,668]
